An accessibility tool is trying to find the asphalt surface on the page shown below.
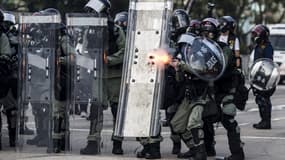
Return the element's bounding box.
[1,85,285,160]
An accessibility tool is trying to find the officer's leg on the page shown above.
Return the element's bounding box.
[203,119,216,157]
[170,98,193,158]
[80,104,103,155]
[181,104,207,160]
[110,102,124,155]
[19,114,34,135]
[6,108,17,147]
[137,137,150,158]
[136,134,162,159]
[170,128,181,155]
[37,103,50,147]
[167,104,181,155]
[146,134,162,159]
[11,80,33,135]
[253,94,272,129]
[221,94,245,160]
[27,103,41,145]
[79,104,88,117]
[48,100,67,153]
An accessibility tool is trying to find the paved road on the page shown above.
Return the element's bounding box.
[1,85,285,160]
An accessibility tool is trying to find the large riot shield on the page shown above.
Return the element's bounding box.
[17,13,66,155]
[66,13,106,153]
[115,0,173,137]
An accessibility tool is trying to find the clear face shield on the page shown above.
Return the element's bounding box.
[185,37,226,81]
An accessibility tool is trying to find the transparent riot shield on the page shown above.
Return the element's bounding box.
[115,0,173,137]
[17,13,66,155]
[66,13,107,154]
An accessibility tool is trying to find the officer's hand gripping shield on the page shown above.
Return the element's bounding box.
[249,58,280,91]
[66,13,107,153]
[115,0,173,137]
[17,13,68,155]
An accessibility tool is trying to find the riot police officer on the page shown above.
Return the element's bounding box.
[42,8,75,153]
[158,10,191,157]
[170,34,226,160]
[0,9,13,150]
[114,11,128,34]
[80,0,126,155]
[171,9,190,46]
[218,16,241,69]
[201,17,245,160]
[2,12,35,137]
[251,24,275,129]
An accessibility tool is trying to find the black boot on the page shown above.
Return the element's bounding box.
[190,128,207,160]
[27,135,41,145]
[112,140,123,155]
[80,141,100,155]
[172,141,181,154]
[254,98,272,130]
[177,149,195,158]
[47,139,61,153]
[253,121,271,129]
[36,130,49,147]
[137,144,150,158]
[145,142,161,159]
[189,144,207,160]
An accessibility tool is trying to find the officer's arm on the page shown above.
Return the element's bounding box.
[0,34,12,56]
[107,26,126,66]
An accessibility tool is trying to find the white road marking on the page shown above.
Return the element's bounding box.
[239,123,250,126]
[241,136,285,140]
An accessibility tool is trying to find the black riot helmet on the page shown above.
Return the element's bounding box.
[251,24,269,44]
[2,12,16,33]
[84,0,111,17]
[249,58,280,91]
[172,9,190,33]
[187,19,201,36]
[40,8,66,33]
[114,11,128,30]
[201,17,219,40]
[184,37,226,82]
[28,9,62,47]
[177,33,196,62]
[219,16,236,33]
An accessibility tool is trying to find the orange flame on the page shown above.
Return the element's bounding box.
[147,49,171,68]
